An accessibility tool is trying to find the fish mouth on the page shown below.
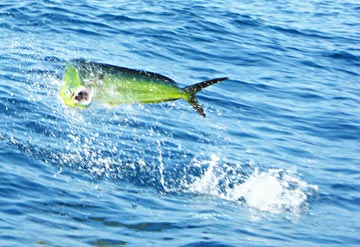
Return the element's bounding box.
[73,86,94,107]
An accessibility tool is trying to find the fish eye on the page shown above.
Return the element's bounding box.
[72,87,94,107]
[74,90,89,101]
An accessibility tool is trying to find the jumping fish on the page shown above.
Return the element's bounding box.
[60,59,228,117]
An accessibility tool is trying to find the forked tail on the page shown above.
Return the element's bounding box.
[183,77,228,117]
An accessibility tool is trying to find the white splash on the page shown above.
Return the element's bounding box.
[227,168,316,214]
[188,155,318,215]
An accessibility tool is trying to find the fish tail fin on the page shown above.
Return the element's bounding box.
[183,77,228,117]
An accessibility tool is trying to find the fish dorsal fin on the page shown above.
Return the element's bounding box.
[74,59,177,85]
[108,64,177,85]
[139,70,176,84]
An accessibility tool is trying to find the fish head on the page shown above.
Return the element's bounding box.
[60,85,94,109]
[60,63,94,108]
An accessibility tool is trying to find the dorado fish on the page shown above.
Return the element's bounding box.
[60,59,228,117]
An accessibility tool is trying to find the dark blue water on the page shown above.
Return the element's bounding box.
[1,0,360,246]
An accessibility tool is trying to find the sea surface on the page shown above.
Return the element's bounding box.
[1,0,360,246]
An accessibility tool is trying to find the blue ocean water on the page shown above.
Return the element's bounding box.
[1,0,360,246]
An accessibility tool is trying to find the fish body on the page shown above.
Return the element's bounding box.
[60,59,228,117]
